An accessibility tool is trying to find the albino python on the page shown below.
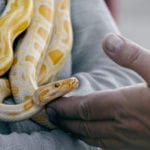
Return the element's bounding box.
[0,0,79,129]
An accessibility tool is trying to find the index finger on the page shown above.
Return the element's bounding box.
[46,90,121,121]
[47,83,150,121]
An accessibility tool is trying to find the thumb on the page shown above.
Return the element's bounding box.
[102,33,150,84]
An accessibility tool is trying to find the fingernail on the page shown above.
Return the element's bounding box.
[46,107,58,125]
[104,33,124,53]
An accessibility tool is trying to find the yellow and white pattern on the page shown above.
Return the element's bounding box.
[0,0,79,129]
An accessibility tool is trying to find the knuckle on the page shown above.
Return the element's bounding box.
[97,139,106,148]
[78,99,91,120]
[78,121,92,137]
[113,90,128,120]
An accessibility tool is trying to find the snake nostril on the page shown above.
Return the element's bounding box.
[54,83,60,88]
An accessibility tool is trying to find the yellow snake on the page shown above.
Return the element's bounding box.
[0,0,79,129]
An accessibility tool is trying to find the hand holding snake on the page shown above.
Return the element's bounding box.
[47,34,150,149]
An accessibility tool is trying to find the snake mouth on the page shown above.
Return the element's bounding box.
[69,77,79,89]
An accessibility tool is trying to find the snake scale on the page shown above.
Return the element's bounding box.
[0,0,79,129]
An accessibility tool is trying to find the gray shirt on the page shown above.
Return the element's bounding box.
[0,0,143,149]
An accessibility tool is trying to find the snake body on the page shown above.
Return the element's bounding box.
[37,0,73,85]
[0,0,79,129]
[0,0,33,75]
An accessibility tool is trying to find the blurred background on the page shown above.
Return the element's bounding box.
[105,0,150,49]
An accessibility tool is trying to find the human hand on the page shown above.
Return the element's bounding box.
[46,34,150,149]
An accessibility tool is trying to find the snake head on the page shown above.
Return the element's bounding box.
[33,77,79,106]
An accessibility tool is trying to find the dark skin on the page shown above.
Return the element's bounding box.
[46,33,150,149]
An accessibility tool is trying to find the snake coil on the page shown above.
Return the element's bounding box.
[0,0,79,129]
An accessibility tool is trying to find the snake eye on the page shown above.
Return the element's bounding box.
[54,83,60,88]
